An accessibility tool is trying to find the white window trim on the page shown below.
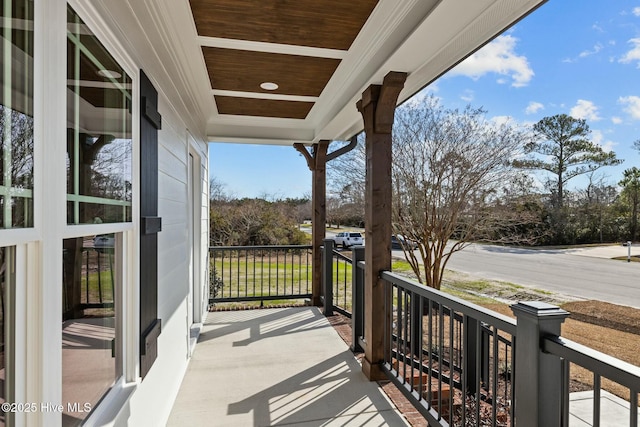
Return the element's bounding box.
[13,1,143,425]
[63,3,143,426]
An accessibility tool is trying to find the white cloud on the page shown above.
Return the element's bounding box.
[619,95,640,119]
[591,130,616,153]
[619,38,640,66]
[579,43,603,58]
[405,86,440,107]
[633,7,640,16]
[490,115,513,126]
[449,35,534,87]
[611,116,623,124]
[460,90,474,102]
[570,99,601,121]
[525,101,544,115]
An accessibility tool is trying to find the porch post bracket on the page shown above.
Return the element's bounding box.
[293,143,315,170]
[375,71,407,134]
[356,71,407,134]
[326,135,358,162]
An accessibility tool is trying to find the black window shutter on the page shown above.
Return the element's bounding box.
[139,70,162,379]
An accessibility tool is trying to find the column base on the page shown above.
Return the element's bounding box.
[362,357,387,381]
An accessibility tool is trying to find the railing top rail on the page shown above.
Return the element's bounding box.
[380,270,517,334]
[210,245,312,251]
[332,249,353,263]
[543,335,640,391]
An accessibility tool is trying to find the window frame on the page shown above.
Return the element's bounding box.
[61,2,141,424]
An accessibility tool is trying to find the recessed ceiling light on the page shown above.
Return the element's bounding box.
[97,69,122,79]
[260,82,279,91]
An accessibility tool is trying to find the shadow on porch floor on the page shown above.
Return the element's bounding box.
[167,307,410,426]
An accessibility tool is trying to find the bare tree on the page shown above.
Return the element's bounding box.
[391,96,528,289]
[327,134,366,226]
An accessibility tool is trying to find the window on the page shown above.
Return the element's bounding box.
[62,6,132,425]
[62,235,119,426]
[0,0,34,228]
[66,6,132,225]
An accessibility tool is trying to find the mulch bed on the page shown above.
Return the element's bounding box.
[561,300,640,336]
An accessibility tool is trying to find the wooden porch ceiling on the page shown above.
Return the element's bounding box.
[94,0,549,145]
[190,0,377,120]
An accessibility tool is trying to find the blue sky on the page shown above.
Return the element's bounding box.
[210,1,640,198]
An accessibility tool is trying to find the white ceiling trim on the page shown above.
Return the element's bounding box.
[211,89,319,103]
[197,36,348,59]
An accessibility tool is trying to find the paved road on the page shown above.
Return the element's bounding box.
[305,226,640,308]
[429,244,640,309]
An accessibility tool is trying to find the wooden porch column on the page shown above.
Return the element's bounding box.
[357,71,406,380]
[294,140,330,306]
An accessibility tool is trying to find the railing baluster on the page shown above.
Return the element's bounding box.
[475,318,481,426]
[402,289,408,386]
[462,313,467,426]
[297,249,301,296]
[593,373,601,427]
[510,335,516,425]
[631,389,638,427]
[428,299,433,410]
[562,358,570,427]
[407,292,416,391]
[450,307,455,423]
[252,248,256,304]
[418,295,424,402]
[337,254,341,310]
[268,249,272,296]
[343,257,347,311]
[260,249,264,299]
[438,303,444,420]
[222,251,226,299]
[491,325,498,427]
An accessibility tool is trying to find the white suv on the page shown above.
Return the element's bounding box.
[333,232,363,248]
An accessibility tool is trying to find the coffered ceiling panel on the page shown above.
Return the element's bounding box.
[203,47,340,97]
[215,96,314,119]
[190,0,378,50]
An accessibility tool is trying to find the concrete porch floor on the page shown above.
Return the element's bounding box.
[167,307,410,426]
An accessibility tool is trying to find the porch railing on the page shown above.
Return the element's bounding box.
[380,270,516,426]
[209,245,312,306]
[207,243,640,426]
[320,244,640,426]
[321,239,358,317]
[543,335,640,426]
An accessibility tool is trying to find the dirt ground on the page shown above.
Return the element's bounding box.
[481,299,640,400]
